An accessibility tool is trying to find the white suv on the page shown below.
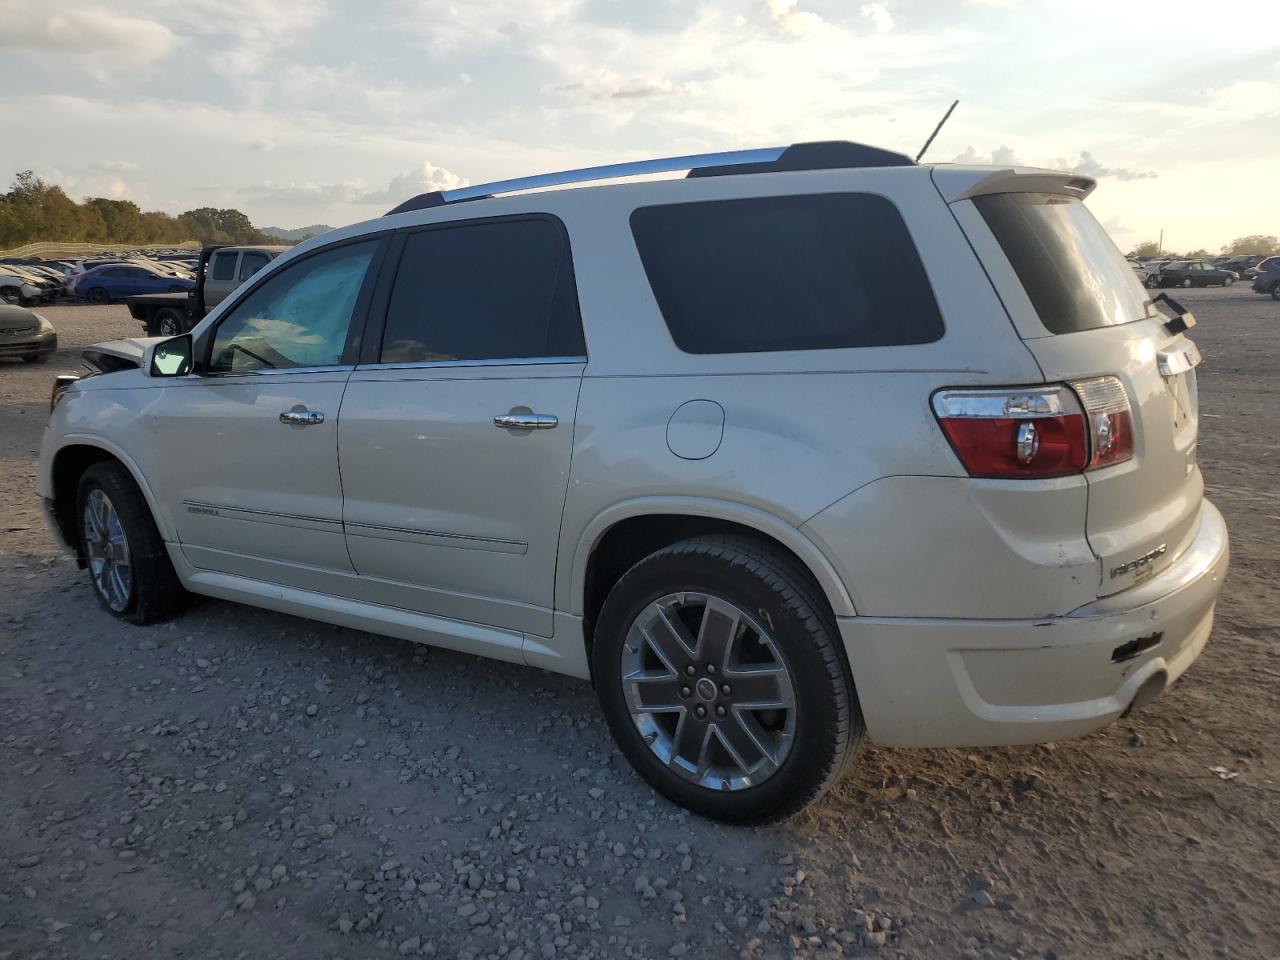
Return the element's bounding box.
[38,141,1229,823]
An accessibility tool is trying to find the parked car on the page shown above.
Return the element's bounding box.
[0,268,53,305]
[126,245,285,336]
[39,140,1228,823]
[0,304,56,362]
[1149,260,1237,288]
[1251,258,1280,299]
[71,264,194,304]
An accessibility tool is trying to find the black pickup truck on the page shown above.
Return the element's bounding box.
[127,244,285,336]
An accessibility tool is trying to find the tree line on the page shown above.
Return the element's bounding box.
[0,171,279,248]
[1129,235,1280,260]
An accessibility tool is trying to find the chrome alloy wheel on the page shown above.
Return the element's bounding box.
[621,593,797,791]
[83,489,133,612]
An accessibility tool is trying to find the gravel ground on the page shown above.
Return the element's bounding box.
[2,292,1277,960]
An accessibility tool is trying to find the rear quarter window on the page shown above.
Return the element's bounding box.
[630,193,944,354]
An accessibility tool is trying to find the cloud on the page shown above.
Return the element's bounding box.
[90,159,140,172]
[860,3,894,34]
[951,145,1154,180]
[239,180,368,206]
[354,161,469,205]
[951,144,1024,165]
[558,72,693,101]
[0,3,177,61]
[251,138,277,152]
[1067,151,1157,181]
[765,0,831,37]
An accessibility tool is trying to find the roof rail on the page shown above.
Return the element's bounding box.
[385,140,915,216]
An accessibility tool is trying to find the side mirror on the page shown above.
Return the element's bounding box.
[147,334,194,377]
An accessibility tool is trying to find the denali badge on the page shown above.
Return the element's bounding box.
[187,504,220,516]
[1110,544,1167,579]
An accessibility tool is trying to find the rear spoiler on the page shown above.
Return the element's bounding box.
[930,166,1097,204]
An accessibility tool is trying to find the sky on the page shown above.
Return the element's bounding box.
[0,0,1276,251]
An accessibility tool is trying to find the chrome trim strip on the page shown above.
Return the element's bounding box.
[197,364,356,379]
[344,521,528,555]
[182,500,341,529]
[441,147,786,202]
[356,356,586,372]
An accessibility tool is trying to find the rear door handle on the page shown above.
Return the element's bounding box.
[494,413,558,430]
[279,409,325,426]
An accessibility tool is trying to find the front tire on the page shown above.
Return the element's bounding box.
[22,352,51,364]
[593,535,862,824]
[1271,284,1280,302]
[0,287,20,305]
[76,462,187,624]
[1146,275,1161,289]
[1182,277,1192,288]
[1223,275,1234,286]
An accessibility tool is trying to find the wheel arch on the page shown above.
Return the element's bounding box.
[49,437,174,555]
[568,498,856,661]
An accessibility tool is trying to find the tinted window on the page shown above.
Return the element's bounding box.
[380,218,585,363]
[974,193,1150,335]
[630,194,943,354]
[209,242,375,372]
[210,252,237,282]
[239,252,270,281]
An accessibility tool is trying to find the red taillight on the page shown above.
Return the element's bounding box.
[933,377,1135,479]
[932,386,1089,479]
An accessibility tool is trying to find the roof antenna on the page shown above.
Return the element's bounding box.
[915,100,959,162]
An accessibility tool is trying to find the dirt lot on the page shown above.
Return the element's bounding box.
[1,293,1277,960]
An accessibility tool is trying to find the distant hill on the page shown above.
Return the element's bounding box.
[261,224,335,242]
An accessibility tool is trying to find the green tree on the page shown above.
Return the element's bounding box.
[1221,235,1280,256]
[84,198,143,243]
[1129,241,1163,259]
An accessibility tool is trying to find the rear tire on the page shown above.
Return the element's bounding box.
[1182,277,1192,288]
[76,461,188,625]
[593,534,862,824]
[1271,284,1280,302]
[86,287,109,305]
[152,308,184,337]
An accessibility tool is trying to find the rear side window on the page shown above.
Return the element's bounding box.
[239,252,270,281]
[210,252,237,282]
[973,193,1149,335]
[380,217,585,363]
[630,194,943,354]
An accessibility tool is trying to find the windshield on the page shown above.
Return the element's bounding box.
[974,192,1151,335]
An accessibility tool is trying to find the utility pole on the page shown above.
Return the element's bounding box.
[1159,228,1164,253]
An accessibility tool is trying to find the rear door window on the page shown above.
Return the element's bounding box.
[972,193,1150,335]
[379,217,585,363]
[629,193,943,354]
[239,252,270,281]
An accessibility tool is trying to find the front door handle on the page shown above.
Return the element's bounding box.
[494,412,558,430]
[279,409,325,426]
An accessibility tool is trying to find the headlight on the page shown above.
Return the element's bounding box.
[35,314,54,332]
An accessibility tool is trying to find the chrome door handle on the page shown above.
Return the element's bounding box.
[279,409,325,426]
[494,413,558,430]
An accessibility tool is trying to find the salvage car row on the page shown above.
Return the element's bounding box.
[1132,255,1280,296]
[0,251,196,306]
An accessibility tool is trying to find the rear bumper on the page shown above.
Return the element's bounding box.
[839,499,1229,747]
